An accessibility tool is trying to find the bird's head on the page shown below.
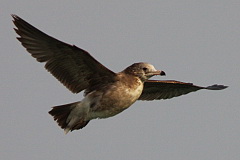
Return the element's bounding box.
[124,62,165,82]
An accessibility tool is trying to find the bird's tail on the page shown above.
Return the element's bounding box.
[48,102,90,134]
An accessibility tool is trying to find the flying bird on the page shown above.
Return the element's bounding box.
[12,15,227,134]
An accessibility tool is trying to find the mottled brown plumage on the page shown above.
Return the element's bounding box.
[12,15,227,134]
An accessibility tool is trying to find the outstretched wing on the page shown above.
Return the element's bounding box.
[12,15,116,93]
[138,80,228,100]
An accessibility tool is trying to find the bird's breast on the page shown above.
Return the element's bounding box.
[89,77,143,119]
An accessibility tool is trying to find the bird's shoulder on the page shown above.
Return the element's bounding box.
[115,72,143,89]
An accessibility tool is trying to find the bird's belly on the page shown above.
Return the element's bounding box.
[89,83,143,119]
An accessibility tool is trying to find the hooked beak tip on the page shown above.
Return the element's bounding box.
[160,71,166,76]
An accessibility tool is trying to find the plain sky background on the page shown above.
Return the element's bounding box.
[1,1,239,160]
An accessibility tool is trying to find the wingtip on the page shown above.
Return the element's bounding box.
[11,14,18,20]
[11,14,21,29]
[206,84,228,90]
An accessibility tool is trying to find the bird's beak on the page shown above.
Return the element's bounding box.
[152,70,166,76]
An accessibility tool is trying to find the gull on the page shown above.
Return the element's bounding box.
[12,15,227,134]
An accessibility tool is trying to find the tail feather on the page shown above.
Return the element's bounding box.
[48,102,89,134]
[49,103,75,129]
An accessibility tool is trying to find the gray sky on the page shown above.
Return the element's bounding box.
[1,1,239,160]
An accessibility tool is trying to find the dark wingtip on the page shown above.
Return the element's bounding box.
[205,84,228,90]
[11,14,21,31]
[11,14,19,21]
[11,14,16,18]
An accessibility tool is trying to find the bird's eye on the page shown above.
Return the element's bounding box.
[143,67,148,71]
